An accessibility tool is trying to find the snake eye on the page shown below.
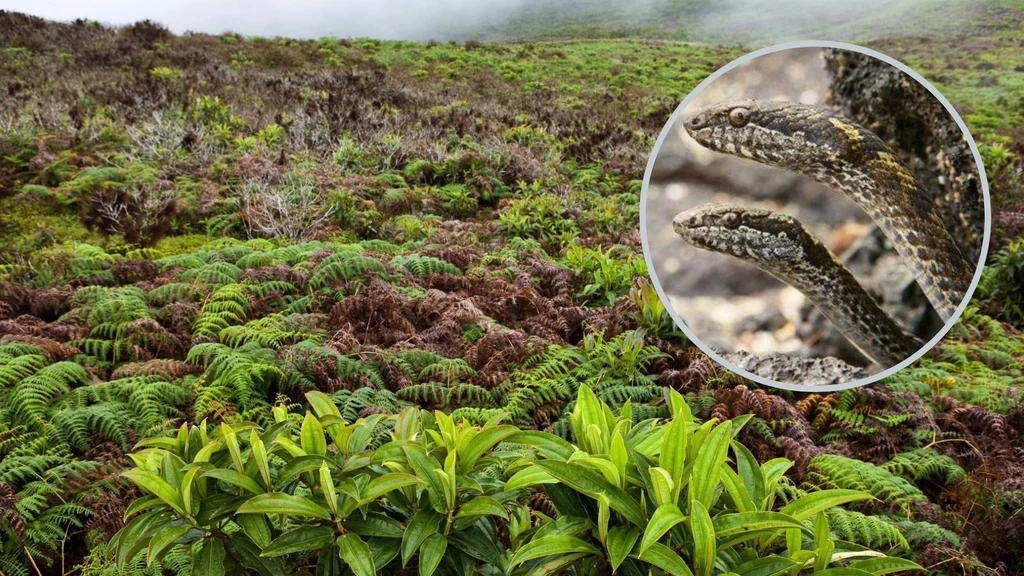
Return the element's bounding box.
[728,107,750,127]
[722,212,740,228]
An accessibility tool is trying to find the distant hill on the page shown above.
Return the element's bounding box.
[468,0,1022,44]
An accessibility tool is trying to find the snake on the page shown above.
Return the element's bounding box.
[674,204,923,365]
[682,100,972,322]
[671,100,974,364]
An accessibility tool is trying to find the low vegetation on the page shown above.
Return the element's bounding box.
[0,9,1022,576]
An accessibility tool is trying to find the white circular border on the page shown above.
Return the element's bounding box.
[639,40,992,392]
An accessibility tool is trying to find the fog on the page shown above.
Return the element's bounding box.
[2,0,979,42]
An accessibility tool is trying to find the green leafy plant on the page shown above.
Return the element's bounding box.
[504,386,923,575]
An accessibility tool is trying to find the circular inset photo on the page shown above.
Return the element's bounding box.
[641,41,990,391]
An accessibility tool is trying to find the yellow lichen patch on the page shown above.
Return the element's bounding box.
[829,117,863,142]
[872,151,915,180]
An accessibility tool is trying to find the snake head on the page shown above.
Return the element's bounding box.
[681,100,873,172]
[673,204,810,264]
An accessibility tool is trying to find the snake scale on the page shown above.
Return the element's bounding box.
[673,99,974,365]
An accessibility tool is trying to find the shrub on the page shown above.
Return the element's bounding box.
[110,387,919,575]
[504,386,922,575]
[977,238,1024,326]
[149,66,183,81]
[238,174,337,242]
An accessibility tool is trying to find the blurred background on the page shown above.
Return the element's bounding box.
[645,47,945,372]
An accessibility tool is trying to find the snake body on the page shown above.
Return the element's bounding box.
[673,205,923,365]
[683,100,972,321]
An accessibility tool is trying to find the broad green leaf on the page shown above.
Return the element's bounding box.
[529,553,593,576]
[636,542,694,576]
[362,472,423,502]
[301,411,327,456]
[506,465,558,492]
[261,526,334,557]
[660,414,688,501]
[810,569,874,576]
[713,511,806,539]
[146,523,190,566]
[320,463,338,517]
[455,495,507,520]
[640,504,685,555]
[505,431,575,460]
[236,493,331,519]
[402,445,448,513]
[667,387,692,423]
[648,467,674,508]
[122,469,187,517]
[598,494,610,544]
[249,429,272,490]
[236,514,271,549]
[202,469,263,495]
[276,454,329,487]
[786,528,802,558]
[536,460,645,527]
[134,437,180,451]
[418,533,447,576]
[690,500,715,576]
[814,511,834,572]
[631,426,667,457]
[193,538,226,576]
[606,526,640,573]
[337,533,375,576]
[533,515,591,540]
[847,557,923,575]
[779,490,872,522]
[393,406,419,441]
[368,537,402,569]
[447,523,507,570]
[577,456,621,487]
[226,533,289,576]
[611,432,628,487]
[689,421,732,509]
[402,509,444,567]
[733,442,765,509]
[181,465,203,517]
[123,495,161,518]
[344,512,405,538]
[732,556,799,576]
[116,511,165,568]
[509,535,601,567]
[305,387,346,440]
[459,425,518,473]
[720,463,755,513]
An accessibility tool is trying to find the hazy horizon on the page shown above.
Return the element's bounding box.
[1,0,986,43]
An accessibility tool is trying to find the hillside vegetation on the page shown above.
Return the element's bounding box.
[0,9,1023,576]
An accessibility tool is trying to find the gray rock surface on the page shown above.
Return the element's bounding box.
[722,350,869,385]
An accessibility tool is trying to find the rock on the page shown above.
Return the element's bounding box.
[721,350,870,385]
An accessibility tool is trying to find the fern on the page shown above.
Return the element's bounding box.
[193,283,248,340]
[390,254,462,276]
[219,313,317,349]
[309,252,388,289]
[807,454,926,514]
[180,261,243,286]
[188,342,283,423]
[146,282,204,306]
[882,448,966,486]
[328,387,404,423]
[825,509,910,550]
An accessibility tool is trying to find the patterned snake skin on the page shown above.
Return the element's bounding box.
[682,99,972,322]
[673,204,923,365]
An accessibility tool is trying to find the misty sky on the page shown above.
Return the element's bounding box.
[1,0,977,42]
[1,0,513,40]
